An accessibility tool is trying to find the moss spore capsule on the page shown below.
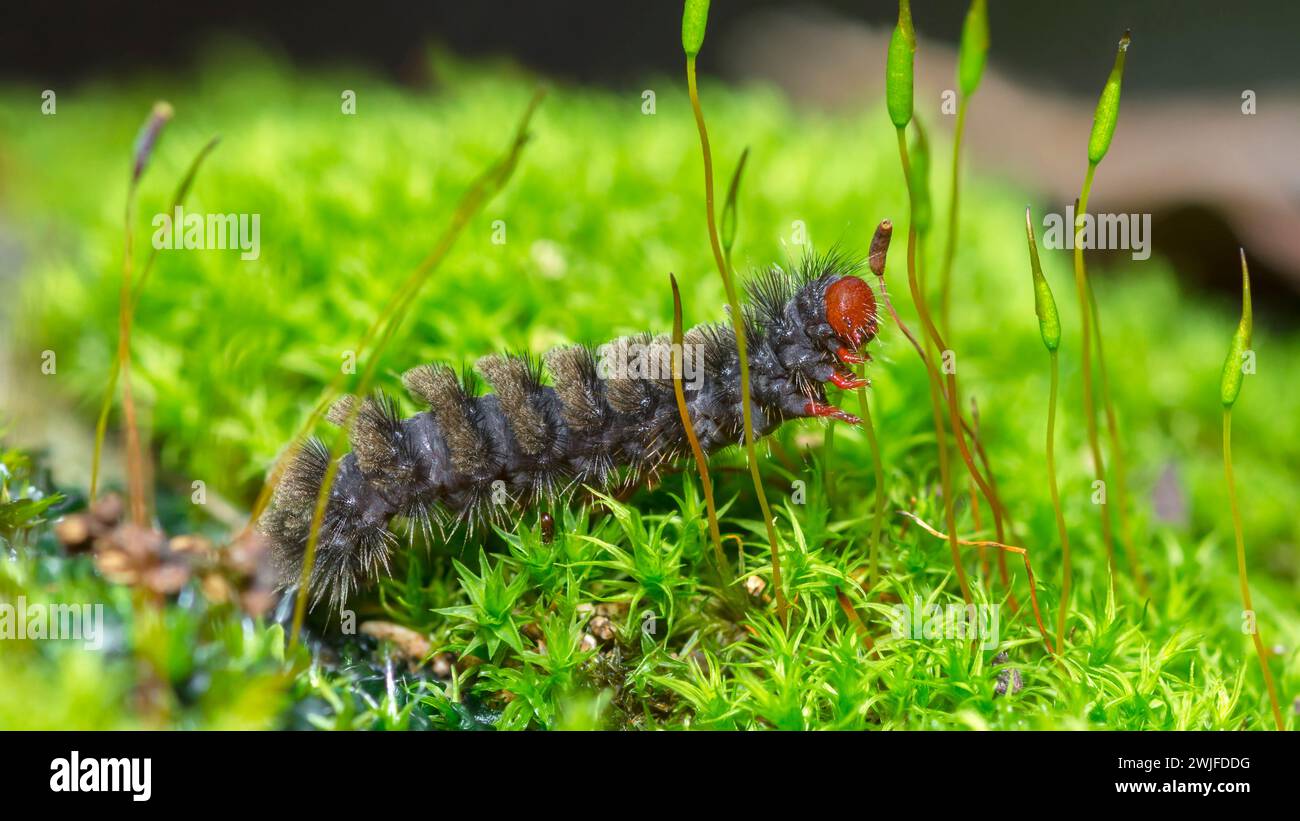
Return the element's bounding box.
[1220,250,1252,408]
[1024,207,1060,352]
[681,0,710,58]
[1088,30,1130,166]
[957,0,989,97]
[885,0,916,129]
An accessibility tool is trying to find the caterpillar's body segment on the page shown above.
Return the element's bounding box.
[261,253,880,608]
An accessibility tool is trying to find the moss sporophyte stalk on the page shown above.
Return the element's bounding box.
[669,272,731,590]
[860,221,893,590]
[682,0,789,624]
[92,126,220,509]
[936,0,990,583]
[885,0,966,604]
[940,0,988,337]
[1073,31,1148,600]
[1026,208,1068,654]
[103,102,174,530]
[1219,252,1283,730]
[886,0,1021,607]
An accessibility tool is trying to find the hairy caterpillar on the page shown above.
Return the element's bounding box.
[261,251,881,608]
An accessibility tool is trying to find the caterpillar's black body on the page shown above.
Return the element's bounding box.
[261,252,880,608]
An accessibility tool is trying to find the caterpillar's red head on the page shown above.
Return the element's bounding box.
[825,275,878,350]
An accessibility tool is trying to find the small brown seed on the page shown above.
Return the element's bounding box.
[89,493,125,526]
[168,534,213,556]
[95,549,138,585]
[201,573,234,604]
[144,563,191,595]
[54,515,92,551]
[589,615,616,642]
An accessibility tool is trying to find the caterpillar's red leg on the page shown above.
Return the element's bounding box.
[804,400,861,425]
[836,345,870,366]
[828,370,870,391]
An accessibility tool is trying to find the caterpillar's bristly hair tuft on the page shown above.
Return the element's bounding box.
[260,437,330,587]
[545,345,605,432]
[401,364,440,406]
[690,322,737,381]
[604,333,671,414]
[279,438,331,507]
[796,245,867,282]
[458,362,484,398]
[421,364,490,477]
[350,392,414,487]
[476,353,550,455]
[325,394,356,427]
[746,264,800,330]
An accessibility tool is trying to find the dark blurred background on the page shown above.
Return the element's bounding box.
[3,1,1294,92]
[4,0,1300,307]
